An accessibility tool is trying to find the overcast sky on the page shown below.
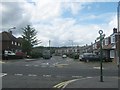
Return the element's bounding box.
[1,0,119,47]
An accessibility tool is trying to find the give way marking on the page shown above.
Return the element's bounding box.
[0,73,7,77]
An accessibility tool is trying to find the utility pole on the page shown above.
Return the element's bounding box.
[49,40,51,55]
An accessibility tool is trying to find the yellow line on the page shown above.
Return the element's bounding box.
[57,83,65,88]
[53,79,79,88]
[53,81,67,88]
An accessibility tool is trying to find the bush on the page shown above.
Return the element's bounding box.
[74,54,79,59]
[30,52,42,58]
[68,53,79,59]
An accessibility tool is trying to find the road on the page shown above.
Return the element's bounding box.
[1,56,118,88]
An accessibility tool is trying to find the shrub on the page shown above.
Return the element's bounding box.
[30,52,42,58]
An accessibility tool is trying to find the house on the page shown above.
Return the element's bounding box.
[102,28,119,61]
[94,28,120,62]
[0,31,22,56]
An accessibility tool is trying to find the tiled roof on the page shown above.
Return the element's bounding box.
[0,31,22,42]
[102,44,115,50]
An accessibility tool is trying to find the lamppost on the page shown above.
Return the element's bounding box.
[99,30,104,82]
[117,1,120,68]
[8,27,16,32]
[49,40,51,54]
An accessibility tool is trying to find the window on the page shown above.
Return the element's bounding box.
[111,35,115,43]
[110,50,114,58]
[11,41,14,45]
[15,42,17,45]
[105,38,108,45]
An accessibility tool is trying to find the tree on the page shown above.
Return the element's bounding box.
[22,25,40,55]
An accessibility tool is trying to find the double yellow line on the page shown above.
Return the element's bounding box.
[53,81,67,88]
[53,79,79,88]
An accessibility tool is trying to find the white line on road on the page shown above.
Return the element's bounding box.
[0,73,7,77]
[34,65,39,67]
[72,76,82,78]
[28,74,37,77]
[43,75,51,77]
[14,74,23,76]
[93,67,104,69]
[25,64,30,66]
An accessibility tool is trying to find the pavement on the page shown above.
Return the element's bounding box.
[63,76,119,89]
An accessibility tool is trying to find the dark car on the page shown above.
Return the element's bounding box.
[42,50,52,59]
[80,53,106,62]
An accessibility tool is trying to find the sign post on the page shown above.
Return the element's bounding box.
[99,30,104,82]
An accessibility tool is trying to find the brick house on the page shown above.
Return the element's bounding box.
[100,28,120,62]
[0,31,22,55]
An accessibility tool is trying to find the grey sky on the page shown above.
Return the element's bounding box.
[1,0,119,47]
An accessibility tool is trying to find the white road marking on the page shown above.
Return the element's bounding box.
[43,75,51,77]
[0,61,5,63]
[72,76,82,78]
[28,74,37,77]
[42,63,49,65]
[14,74,23,76]
[86,77,93,78]
[25,64,30,66]
[34,65,39,67]
[0,73,7,77]
[93,67,104,69]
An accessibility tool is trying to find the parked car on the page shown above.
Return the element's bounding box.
[80,53,107,62]
[42,50,52,59]
[62,54,67,58]
[79,55,83,60]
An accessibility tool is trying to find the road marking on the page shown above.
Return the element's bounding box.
[42,63,49,65]
[93,67,104,69]
[0,61,5,63]
[53,81,66,88]
[72,76,82,78]
[53,77,94,88]
[43,75,51,77]
[34,65,39,67]
[28,74,37,77]
[53,79,79,88]
[86,77,93,78]
[25,59,36,61]
[14,74,23,76]
[55,64,69,68]
[0,73,7,77]
[25,64,30,66]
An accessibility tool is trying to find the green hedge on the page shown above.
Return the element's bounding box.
[30,52,42,58]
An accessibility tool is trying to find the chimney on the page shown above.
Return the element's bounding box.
[113,28,117,33]
[9,31,12,34]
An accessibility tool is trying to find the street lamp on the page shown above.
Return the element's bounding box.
[8,27,16,32]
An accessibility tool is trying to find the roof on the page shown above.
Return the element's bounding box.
[102,44,115,50]
[0,31,22,43]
